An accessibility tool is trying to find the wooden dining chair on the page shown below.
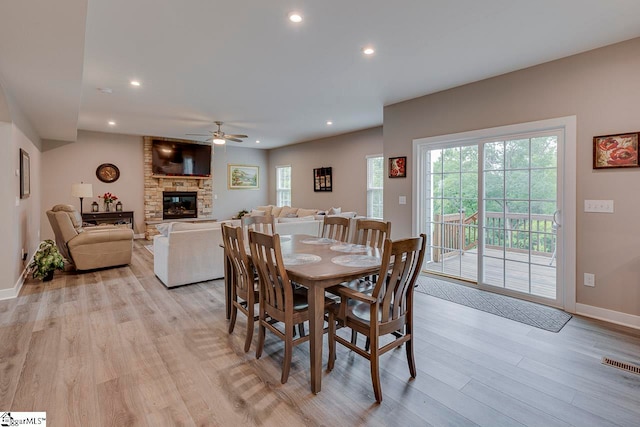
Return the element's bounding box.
[322,216,350,242]
[222,225,260,352]
[353,219,391,249]
[328,234,426,403]
[248,230,336,384]
[242,215,275,235]
[331,219,393,326]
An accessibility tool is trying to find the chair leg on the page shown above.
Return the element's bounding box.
[228,302,238,334]
[243,305,254,353]
[350,330,358,345]
[365,337,370,351]
[406,328,416,378]
[256,318,266,359]
[281,323,293,384]
[370,333,382,403]
[327,312,336,371]
[297,322,306,338]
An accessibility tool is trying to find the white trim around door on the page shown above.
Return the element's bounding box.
[413,116,577,312]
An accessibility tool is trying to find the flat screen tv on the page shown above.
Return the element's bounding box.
[151,140,212,177]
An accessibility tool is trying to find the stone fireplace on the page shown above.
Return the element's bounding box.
[143,136,214,239]
[163,191,197,219]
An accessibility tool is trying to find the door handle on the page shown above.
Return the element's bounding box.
[553,210,561,227]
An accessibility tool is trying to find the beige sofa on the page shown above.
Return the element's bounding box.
[47,204,134,270]
[153,219,323,288]
[252,205,361,241]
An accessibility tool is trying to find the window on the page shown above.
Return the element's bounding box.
[367,155,383,218]
[276,165,292,207]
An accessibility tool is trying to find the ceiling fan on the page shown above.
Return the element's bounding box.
[186,121,248,145]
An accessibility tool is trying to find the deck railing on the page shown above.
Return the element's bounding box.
[433,211,554,262]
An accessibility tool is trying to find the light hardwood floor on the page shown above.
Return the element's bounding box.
[2,241,640,426]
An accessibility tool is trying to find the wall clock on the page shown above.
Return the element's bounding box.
[96,163,120,183]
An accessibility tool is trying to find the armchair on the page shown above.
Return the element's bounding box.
[46,204,134,270]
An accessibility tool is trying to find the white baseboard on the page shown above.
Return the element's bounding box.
[575,303,640,330]
[0,268,27,301]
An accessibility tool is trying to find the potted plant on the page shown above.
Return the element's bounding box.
[236,209,249,219]
[29,240,65,281]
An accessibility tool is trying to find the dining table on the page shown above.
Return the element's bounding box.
[223,234,382,394]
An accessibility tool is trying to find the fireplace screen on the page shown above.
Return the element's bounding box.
[163,191,197,219]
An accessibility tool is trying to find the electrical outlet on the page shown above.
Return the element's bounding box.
[584,273,595,287]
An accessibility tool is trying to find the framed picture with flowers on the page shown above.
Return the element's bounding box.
[389,156,407,178]
[593,132,639,169]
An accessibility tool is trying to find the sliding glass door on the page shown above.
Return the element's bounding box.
[481,132,559,300]
[415,120,572,308]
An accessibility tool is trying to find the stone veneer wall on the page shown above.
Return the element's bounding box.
[143,136,213,239]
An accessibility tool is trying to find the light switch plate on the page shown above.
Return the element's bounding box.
[584,200,614,213]
[399,196,407,205]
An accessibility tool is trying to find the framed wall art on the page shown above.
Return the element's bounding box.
[20,148,30,199]
[228,164,259,189]
[313,167,332,192]
[593,132,639,169]
[389,156,407,178]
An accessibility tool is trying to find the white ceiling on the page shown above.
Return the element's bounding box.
[3,1,640,148]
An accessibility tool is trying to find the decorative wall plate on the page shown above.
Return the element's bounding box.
[96,163,120,183]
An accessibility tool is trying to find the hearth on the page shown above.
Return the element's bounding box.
[163,191,197,219]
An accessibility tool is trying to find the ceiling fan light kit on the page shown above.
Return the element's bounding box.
[187,121,248,145]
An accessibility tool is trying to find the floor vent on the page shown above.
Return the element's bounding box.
[602,357,640,375]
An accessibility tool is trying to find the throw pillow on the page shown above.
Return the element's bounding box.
[336,211,357,218]
[271,206,283,217]
[255,205,273,216]
[328,207,342,215]
[279,206,299,218]
[297,208,318,217]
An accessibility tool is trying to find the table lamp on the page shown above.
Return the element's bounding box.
[71,182,93,213]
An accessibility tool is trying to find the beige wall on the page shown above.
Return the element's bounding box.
[41,130,145,238]
[384,37,640,316]
[268,127,382,213]
[212,145,269,220]
[40,132,269,238]
[0,83,42,295]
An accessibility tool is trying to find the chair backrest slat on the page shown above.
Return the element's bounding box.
[222,225,253,298]
[242,215,275,237]
[353,219,392,249]
[373,235,426,324]
[249,231,292,315]
[322,216,350,242]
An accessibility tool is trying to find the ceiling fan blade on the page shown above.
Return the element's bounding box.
[225,134,248,139]
[224,136,243,143]
[186,133,211,136]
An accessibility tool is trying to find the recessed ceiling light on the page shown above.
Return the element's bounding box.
[256,140,260,144]
[326,121,333,126]
[130,80,141,86]
[362,46,375,55]
[108,121,116,126]
[288,12,303,23]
